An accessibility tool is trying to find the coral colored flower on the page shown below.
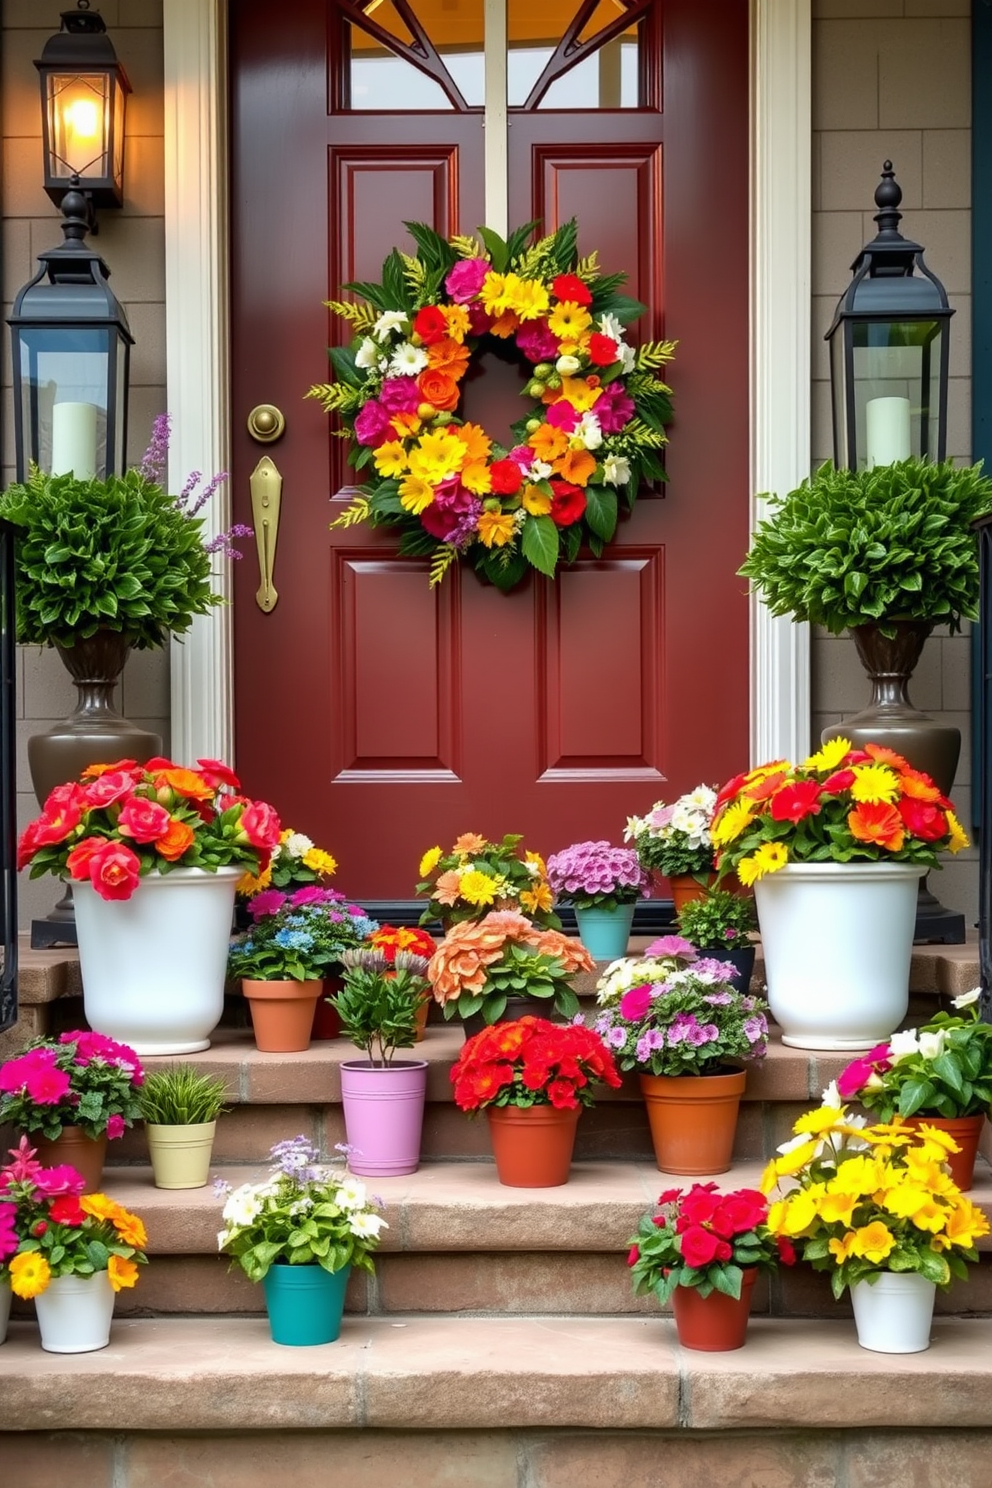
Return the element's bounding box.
[196,758,240,791]
[549,480,587,528]
[9,1251,51,1299]
[432,870,465,909]
[820,768,856,794]
[83,769,142,809]
[238,800,282,853]
[154,767,214,802]
[65,835,111,881]
[551,274,592,307]
[898,796,949,842]
[865,743,910,771]
[769,780,821,824]
[81,758,139,779]
[87,840,142,900]
[899,768,943,803]
[416,368,460,411]
[847,801,904,852]
[117,796,172,844]
[528,424,569,463]
[154,818,195,861]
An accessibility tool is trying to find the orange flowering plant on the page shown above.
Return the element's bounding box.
[17,756,281,902]
[451,1016,622,1113]
[311,219,675,590]
[1,1137,146,1301]
[710,737,968,887]
[417,832,559,928]
[427,910,594,1024]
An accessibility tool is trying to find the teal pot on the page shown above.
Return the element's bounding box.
[261,1262,350,1346]
[339,1059,428,1177]
[574,903,635,960]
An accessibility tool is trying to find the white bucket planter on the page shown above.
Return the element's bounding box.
[35,1270,116,1354]
[72,865,241,1055]
[754,861,925,1051]
[850,1270,936,1354]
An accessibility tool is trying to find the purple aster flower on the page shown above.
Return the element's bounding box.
[606,1026,627,1050]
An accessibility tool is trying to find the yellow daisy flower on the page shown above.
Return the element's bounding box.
[794,1106,848,1137]
[461,460,493,495]
[419,846,442,877]
[10,1251,51,1299]
[398,475,435,515]
[522,484,552,516]
[943,1201,991,1248]
[510,277,551,322]
[459,869,498,906]
[803,737,851,771]
[372,440,409,479]
[548,301,593,341]
[408,428,468,483]
[238,862,272,896]
[946,811,969,854]
[302,847,337,877]
[850,763,901,805]
[710,799,754,846]
[479,271,509,315]
[477,510,517,548]
[443,304,471,341]
[736,841,788,885]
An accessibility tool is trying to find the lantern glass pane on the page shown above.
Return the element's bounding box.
[46,72,110,181]
[111,75,125,191]
[16,326,113,479]
[850,318,942,468]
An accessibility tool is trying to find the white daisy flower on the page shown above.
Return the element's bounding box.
[372,310,409,343]
[603,455,631,485]
[333,1177,369,1211]
[389,343,429,376]
[348,1211,388,1239]
[355,338,380,370]
[574,412,603,450]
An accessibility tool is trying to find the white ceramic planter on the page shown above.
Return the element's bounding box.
[850,1271,936,1354]
[35,1270,116,1354]
[72,866,241,1055]
[754,861,925,1051]
[0,1280,10,1345]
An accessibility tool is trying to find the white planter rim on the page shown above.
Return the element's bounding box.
[761,861,928,883]
[70,863,244,891]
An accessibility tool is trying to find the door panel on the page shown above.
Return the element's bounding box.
[229,0,750,899]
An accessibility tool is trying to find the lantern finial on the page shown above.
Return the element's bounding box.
[873,161,904,240]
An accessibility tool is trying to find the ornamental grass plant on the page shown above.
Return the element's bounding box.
[623,786,717,879]
[216,1135,387,1283]
[427,909,594,1024]
[627,1182,793,1304]
[545,839,648,911]
[710,737,968,887]
[0,1031,143,1142]
[416,832,558,927]
[18,756,281,902]
[138,1065,230,1127]
[762,1104,990,1298]
[1,1137,147,1301]
[450,1016,622,1113]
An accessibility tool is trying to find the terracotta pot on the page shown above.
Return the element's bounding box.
[904,1113,986,1191]
[639,1068,746,1175]
[242,979,322,1052]
[31,1127,108,1191]
[671,1268,757,1351]
[485,1103,580,1187]
[668,874,717,912]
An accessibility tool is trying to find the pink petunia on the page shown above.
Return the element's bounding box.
[33,1164,87,1197]
[106,1114,126,1140]
[248,889,287,920]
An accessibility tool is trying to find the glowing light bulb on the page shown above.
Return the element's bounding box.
[64,98,100,140]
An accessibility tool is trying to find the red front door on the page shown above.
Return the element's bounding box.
[229,0,749,898]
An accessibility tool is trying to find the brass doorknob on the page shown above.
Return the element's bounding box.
[247,404,286,442]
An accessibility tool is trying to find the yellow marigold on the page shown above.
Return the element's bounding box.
[828,1155,887,1198]
[736,841,788,886]
[419,846,443,877]
[238,862,272,896]
[108,1255,141,1292]
[460,460,493,495]
[459,870,498,907]
[520,883,555,915]
[946,811,969,854]
[9,1251,51,1299]
[850,1221,896,1264]
[548,301,593,341]
[110,1207,148,1249]
[521,484,552,516]
[803,737,851,771]
[302,847,338,877]
[458,422,493,463]
[489,309,520,338]
[408,429,468,484]
[398,475,435,516]
[710,800,754,846]
[372,440,409,479]
[443,304,471,341]
[509,276,550,322]
[453,833,487,854]
[477,510,517,548]
[850,763,901,805]
[479,271,509,314]
[81,1193,120,1222]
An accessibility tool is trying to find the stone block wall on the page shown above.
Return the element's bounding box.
[1,0,168,930]
[811,0,977,926]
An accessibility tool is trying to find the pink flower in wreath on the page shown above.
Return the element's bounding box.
[354,399,394,447]
[445,257,489,303]
[378,376,422,415]
[87,840,142,901]
[515,319,559,363]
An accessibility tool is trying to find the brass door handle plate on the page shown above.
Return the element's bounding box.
[250,455,283,612]
[247,404,286,442]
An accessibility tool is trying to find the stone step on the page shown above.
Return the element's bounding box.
[11,1160,986,1322]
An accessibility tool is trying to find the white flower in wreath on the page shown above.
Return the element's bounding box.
[556,354,581,376]
[372,310,409,343]
[526,458,553,482]
[283,832,314,859]
[598,312,626,343]
[389,343,429,376]
[603,455,631,486]
[618,343,636,374]
[574,412,603,450]
[355,338,380,370]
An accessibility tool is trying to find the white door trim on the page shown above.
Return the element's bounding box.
[163,0,811,771]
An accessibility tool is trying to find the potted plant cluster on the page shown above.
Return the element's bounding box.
[228,888,379,1052]
[711,739,968,1051]
[17,756,281,1054]
[450,1016,622,1187]
[763,1104,989,1353]
[417,833,558,928]
[593,942,769,1175]
[2,1136,146,1354]
[217,1134,387,1346]
[139,1065,230,1190]
[675,889,758,989]
[627,1181,793,1350]
[367,924,438,1039]
[830,987,992,1190]
[427,909,594,1032]
[545,839,648,959]
[330,947,432,1177]
[624,786,718,908]
[0,1031,144,1191]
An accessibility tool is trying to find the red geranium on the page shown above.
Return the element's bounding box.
[489,458,524,495]
[451,1016,621,1113]
[413,305,448,345]
[587,332,618,367]
[551,273,592,307]
[627,1182,787,1308]
[549,479,587,528]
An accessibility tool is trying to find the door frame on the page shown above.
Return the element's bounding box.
[162,0,811,770]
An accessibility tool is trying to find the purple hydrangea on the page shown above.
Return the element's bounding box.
[546,840,648,906]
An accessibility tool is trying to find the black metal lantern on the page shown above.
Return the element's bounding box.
[35,1,130,216]
[8,184,133,483]
[0,517,18,1035]
[826,161,954,471]
[977,511,992,1014]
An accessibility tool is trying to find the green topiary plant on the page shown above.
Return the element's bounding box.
[740,458,992,636]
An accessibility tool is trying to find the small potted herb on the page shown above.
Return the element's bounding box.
[139,1065,230,1190]
[676,889,758,989]
[545,840,648,960]
[330,948,431,1178]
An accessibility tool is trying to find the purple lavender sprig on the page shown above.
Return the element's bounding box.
[139,412,252,559]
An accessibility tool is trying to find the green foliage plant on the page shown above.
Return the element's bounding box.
[676,889,757,952]
[330,948,430,1066]
[138,1065,230,1126]
[740,458,992,636]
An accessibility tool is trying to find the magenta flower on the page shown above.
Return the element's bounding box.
[594,382,636,435]
[354,399,394,446]
[515,319,559,362]
[546,400,581,433]
[106,1114,126,1140]
[33,1164,87,1197]
[378,376,422,414]
[643,935,697,961]
[0,1202,17,1262]
[619,985,653,1022]
[445,257,489,303]
[25,1064,72,1106]
[248,889,287,920]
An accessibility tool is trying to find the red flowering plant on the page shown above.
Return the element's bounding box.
[451,1016,622,1113]
[17,755,281,902]
[627,1182,793,1304]
[0,1031,143,1142]
[710,737,969,888]
[0,1137,146,1301]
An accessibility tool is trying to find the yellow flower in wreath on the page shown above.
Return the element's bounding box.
[477,510,517,548]
[398,475,435,516]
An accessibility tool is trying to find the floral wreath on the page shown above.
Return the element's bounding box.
[309,219,676,590]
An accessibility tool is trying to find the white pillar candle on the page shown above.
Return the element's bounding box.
[865,396,911,468]
[50,401,98,479]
